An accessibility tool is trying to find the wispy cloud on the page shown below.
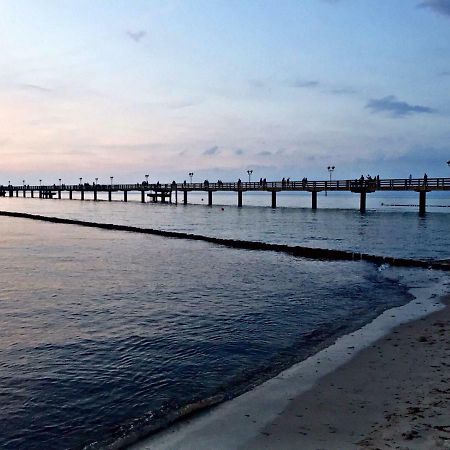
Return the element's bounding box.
[288,79,320,89]
[234,148,245,156]
[328,87,358,95]
[439,70,450,76]
[418,0,450,17]
[257,150,272,156]
[126,30,146,42]
[19,83,53,93]
[366,95,435,117]
[203,145,220,156]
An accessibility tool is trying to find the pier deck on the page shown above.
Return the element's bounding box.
[2,177,449,214]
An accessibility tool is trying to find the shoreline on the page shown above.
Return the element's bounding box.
[131,275,449,449]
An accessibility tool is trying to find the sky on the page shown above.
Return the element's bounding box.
[0,0,450,185]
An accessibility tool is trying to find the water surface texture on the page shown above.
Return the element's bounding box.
[0,195,448,449]
[1,193,449,259]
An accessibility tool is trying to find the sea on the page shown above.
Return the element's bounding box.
[0,190,449,449]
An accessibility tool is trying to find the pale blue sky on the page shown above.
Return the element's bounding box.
[0,0,449,184]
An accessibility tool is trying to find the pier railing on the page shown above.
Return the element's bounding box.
[4,177,450,192]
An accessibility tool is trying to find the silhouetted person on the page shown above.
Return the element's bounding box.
[423,173,428,185]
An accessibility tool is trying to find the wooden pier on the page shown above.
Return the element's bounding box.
[2,177,449,214]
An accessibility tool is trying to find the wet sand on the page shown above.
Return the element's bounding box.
[245,296,450,449]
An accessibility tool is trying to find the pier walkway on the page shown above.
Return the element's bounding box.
[1,177,449,214]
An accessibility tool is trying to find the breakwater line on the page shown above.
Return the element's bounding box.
[1,210,449,271]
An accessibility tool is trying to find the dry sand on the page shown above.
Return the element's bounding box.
[244,297,450,450]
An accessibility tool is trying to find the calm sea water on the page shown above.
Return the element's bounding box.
[0,193,448,449]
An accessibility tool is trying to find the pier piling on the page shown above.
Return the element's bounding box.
[419,190,426,215]
[123,191,127,202]
[208,191,213,206]
[183,190,187,205]
[271,191,277,208]
[238,191,243,207]
[360,191,367,213]
[311,191,317,210]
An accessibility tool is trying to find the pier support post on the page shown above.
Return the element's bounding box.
[81,189,85,201]
[141,190,145,203]
[23,190,26,198]
[175,189,178,205]
[208,190,213,206]
[69,190,73,200]
[58,190,61,199]
[31,190,34,198]
[183,190,187,205]
[94,190,97,201]
[238,191,243,207]
[15,190,18,197]
[9,190,13,197]
[311,191,317,210]
[123,191,127,202]
[271,191,277,208]
[360,191,367,213]
[419,190,426,215]
[108,190,112,201]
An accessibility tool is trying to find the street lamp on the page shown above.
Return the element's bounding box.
[327,165,335,182]
[95,177,98,185]
[145,174,149,184]
[39,179,42,187]
[326,165,335,197]
[189,172,194,184]
[247,169,253,183]
[8,180,10,186]
[79,177,82,185]
[110,176,113,187]
[447,160,450,167]
[22,179,25,187]
[59,178,62,188]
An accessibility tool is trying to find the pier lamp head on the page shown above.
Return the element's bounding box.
[447,160,450,167]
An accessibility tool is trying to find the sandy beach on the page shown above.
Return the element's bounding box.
[132,286,450,450]
[245,296,450,449]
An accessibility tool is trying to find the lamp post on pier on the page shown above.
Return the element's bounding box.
[326,165,335,196]
[247,169,253,183]
[447,160,450,167]
[145,174,149,186]
[79,177,82,185]
[39,179,42,187]
[189,172,194,184]
[59,178,62,188]
[95,177,98,185]
[110,176,113,187]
